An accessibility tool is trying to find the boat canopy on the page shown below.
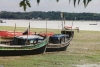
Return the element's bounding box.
[12,35,44,45]
[49,34,69,44]
[50,34,69,38]
[15,35,44,40]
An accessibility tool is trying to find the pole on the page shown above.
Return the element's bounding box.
[14,23,16,37]
[61,12,64,30]
[26,22,30,45]
[46,19,47,37]
[64,17,65,27]
[29,22,30,35]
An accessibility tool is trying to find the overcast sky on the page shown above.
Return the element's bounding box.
[0,0,100,13]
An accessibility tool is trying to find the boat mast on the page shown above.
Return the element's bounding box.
[64,16,65,28]
[61,12,64,30]
[46,19,47,37]
[27,22,30,36]
[43,19,48,54]
[26,22,30,45]
[29,22,30,35]
[45,18,48,37]
[14,23,16,37]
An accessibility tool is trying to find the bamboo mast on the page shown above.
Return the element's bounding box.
[26,22,30,45]
[14,23,16,37]
[46,19,47,37]
[61,12,64,30]
[43,18,48,54]
[61,12,66,43]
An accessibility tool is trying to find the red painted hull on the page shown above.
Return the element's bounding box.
[0,31,54,38]
[0,31,23,38]
[64,26,72,30]
[39,32,54,37]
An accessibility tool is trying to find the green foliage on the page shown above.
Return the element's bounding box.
[20,0,31,11]
[71,0,92,7]
[57,0,92,6]
[37,0,40,4]
[19,0,92,11]
[1,11,100,21]
[56,0,59,2]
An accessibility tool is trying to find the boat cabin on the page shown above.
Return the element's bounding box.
[49,34,69,44]
[11,35,44,45]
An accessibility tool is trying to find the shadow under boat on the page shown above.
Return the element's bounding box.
[0,35,49,56]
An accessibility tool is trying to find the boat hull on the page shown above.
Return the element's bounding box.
[0,45,47,56]
[0,36,49,56]
[46,43,70,52]
[46,30,74,52]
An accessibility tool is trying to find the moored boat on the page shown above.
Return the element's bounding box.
[89,23,97,25]
[0,31,23,38]
[0,35,48,56]
[46,30,74,52]
[0,30,34,39]
[46,12,74,52]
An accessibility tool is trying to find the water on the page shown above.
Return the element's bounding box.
[76,64,100,67]
[0,19,100,31]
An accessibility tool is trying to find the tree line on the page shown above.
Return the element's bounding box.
[0,11,100,21]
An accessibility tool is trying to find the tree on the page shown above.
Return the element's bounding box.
[20,0,92,11]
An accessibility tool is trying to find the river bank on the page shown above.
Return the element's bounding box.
[0,19,100,31]
[0,30,100,67]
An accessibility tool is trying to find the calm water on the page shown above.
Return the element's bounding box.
[0,19,100,31]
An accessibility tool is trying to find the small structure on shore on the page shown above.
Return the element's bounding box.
[0,20,6,23]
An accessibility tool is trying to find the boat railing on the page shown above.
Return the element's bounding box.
[0,36,49,50]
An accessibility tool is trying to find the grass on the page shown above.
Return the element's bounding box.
[0,26,100,67]
[0,26,61,34]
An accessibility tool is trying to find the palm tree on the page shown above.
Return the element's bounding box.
[20,0,92,11]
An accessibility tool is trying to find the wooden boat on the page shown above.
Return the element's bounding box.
[64,26,72,30]
[0,35,48,56]
[46,12,74,52]
[0,31,23,38]
[0,30,54,39]
[46,30,74,52]
[89,23,97,25]
[0,30,34,39]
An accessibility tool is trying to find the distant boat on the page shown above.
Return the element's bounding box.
[89,23,97,25]
[0,20,6,23]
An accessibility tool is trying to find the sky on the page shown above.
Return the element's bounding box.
[0,0,100,13]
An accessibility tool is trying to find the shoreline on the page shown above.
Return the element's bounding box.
[0,19,100,31]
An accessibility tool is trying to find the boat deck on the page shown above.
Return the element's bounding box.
[0,44,25,47]
[47,42,70,48]
[0,43,36,47]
